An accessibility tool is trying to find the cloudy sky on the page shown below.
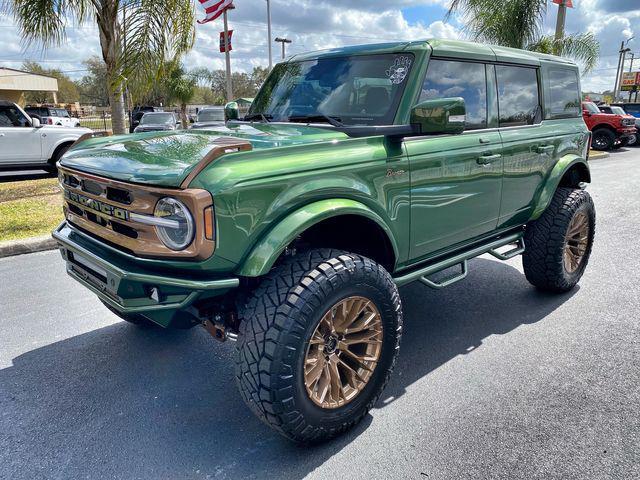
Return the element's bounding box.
[0,0,639,93]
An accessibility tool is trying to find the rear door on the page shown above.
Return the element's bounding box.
[406,58,503,261]
[0,104,43,165]
[494,64,552,227]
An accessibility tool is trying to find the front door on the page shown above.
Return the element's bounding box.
[0,104,42,165]
[407,59,503,262]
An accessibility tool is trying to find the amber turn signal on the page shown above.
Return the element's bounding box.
[204,206,215,240]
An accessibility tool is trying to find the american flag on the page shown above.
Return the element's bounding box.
[198,0,234,24]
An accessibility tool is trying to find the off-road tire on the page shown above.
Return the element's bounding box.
[523,187,595,292]
[100,300,159,328]
[45,143,71,174]
[235,249,402,443]
[591,129,615,151]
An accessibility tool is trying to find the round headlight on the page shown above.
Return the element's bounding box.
[154,197,194,250]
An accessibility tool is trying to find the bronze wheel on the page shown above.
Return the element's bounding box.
[304,296,383,409]
[523,187,595,292]
[563,211,590,273]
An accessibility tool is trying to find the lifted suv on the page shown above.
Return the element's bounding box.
[54,39,595,443]
[582,101,636,150]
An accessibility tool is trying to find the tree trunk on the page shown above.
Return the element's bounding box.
[97,2,127,135]
[110,86,127,134]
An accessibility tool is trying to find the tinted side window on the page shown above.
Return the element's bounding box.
[0,106,30,127]
[546,68,580,119]
[496,65,540,127]
[420,59,487,130]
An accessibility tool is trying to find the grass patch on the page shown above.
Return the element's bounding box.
[0,178,64,242]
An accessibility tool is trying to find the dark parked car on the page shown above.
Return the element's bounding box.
[129,106,159,133]
[133,112,181,133]
[191,107,226,129]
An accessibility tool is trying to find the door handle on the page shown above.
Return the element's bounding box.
[536,145,555,154]
[477,153,501,165]
[479,137,491,144]
[0,133,5,137]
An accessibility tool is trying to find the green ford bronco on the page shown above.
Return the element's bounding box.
[54,39,595,443]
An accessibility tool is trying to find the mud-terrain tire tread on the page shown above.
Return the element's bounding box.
[523,187,595,292]
[234,249,402,443]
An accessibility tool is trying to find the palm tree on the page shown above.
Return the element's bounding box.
[165,65,196,128]
[447,0,599,73]
[6,1,195,134]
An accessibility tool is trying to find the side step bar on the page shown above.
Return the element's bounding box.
[394,231,525,289]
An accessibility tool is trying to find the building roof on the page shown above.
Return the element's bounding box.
[0,67,58,92]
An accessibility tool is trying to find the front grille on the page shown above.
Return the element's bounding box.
[59,166,215,260]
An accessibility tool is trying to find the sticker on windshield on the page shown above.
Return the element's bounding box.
[386,56,412,84]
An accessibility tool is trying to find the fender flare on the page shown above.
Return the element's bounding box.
[530,155,590,220]
[236,198,400,277]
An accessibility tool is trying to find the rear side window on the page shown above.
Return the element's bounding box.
[496,65,540,127]
[420,59,487,130]
[546,68,581,119]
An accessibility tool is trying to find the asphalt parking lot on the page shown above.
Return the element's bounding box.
[0,149,638,479]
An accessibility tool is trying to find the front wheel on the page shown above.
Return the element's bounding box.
[591,129,615,151]
[235,249,402,443]
[523,187,595,292]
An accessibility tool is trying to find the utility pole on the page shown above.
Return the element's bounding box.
[275,37,291,60]
[629,53,635,72]
[614,39,633,101]
[223,7,234,102]
[266,0,273,70]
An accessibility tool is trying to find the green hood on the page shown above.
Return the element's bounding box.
[60,123,346,187]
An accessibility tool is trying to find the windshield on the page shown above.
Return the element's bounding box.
[583,102,600,114]
[197,109,225,122]
[141,113,174,125]
[248,53,414,126]
[610,106,626,115]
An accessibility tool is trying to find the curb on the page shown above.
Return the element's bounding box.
[588,150,610,161]
[0,234,58,259]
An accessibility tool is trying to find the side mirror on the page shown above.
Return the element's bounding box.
[410,97,465,135]
[582,109,591,116]
[224,101,240,121]
[31,118,42,128]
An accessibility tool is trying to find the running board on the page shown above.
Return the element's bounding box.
[394,232,525,289]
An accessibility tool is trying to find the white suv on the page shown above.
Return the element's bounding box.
[0,101,92,173]
[24,106,81,128]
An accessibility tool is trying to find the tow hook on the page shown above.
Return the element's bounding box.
[202,313,238,342]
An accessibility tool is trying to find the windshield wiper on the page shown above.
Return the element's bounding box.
[287,114,344,127]
[244,112,272,122]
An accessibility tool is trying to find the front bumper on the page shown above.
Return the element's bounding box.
[53,222,239,327]
[616,126,637,138]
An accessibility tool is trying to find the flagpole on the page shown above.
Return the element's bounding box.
[266,0,273,70]
[223,8,233,102]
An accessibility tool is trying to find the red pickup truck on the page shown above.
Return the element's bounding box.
[582,101,636,150]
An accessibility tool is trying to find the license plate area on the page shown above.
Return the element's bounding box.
[66,250,120,301]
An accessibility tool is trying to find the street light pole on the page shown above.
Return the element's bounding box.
[275,37,292,60]
[266,0,273,70]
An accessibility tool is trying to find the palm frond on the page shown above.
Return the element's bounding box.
[528,33,600,73]
[8,0,91,46]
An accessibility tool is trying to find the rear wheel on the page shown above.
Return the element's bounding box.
[591,129,615,151]
[235,249,402,443]
[523,187,595,292]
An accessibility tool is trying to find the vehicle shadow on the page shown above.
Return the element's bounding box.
[0,257,576,479]
[0,170,54,183]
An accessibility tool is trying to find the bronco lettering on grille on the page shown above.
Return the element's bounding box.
[64,190,129,221]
